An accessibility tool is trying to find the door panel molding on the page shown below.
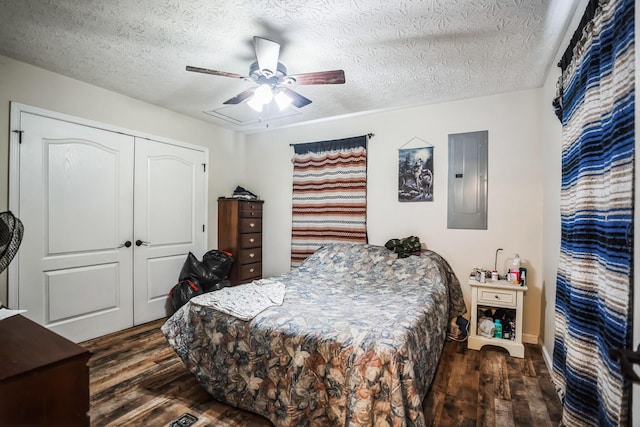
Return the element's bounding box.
[46,138,123,255]
[46,263,120,323]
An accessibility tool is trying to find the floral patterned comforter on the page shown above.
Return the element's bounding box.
[162,243,466,427]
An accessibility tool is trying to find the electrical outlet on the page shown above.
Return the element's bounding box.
[170,413,198,427]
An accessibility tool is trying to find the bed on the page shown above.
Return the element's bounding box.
[162,243,466,426]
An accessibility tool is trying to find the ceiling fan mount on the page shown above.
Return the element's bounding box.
[186,36,345,111]
[248,61,293,85]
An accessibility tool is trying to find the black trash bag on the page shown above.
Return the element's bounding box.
[179,250,234,292]
[211,279,231,292]
[169,279,203,313]
[202,249,234,282]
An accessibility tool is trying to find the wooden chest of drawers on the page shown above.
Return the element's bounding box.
[0,314,91,426]
[218,198,264,285]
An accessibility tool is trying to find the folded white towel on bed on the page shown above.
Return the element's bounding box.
[190,279,286,320]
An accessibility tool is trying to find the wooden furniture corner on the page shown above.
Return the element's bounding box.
[0,314,91,426]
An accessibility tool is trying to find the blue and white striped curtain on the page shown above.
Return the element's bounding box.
[552,0,634,426]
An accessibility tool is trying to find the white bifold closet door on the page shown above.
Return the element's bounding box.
[13,109,206,342]
[132,138,207,325]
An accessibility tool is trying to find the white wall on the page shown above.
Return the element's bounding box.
[539,53,563,364]
[0,54,244,306]
[245,90,544,341]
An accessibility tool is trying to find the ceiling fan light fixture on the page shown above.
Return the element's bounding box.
[274,89,293,110]
[247,85,274,112]
[247,95,264,112]
[255,84,274,103]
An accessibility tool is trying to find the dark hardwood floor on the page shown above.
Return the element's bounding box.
[82,319,562,426]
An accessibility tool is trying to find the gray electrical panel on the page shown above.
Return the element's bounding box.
[447,131,488,229]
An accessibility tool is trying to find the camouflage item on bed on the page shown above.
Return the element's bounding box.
[162,243,466,427]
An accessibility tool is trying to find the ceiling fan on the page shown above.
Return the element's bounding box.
[186,36,345,112]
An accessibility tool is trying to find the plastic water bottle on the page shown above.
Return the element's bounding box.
[494,319,502,339]
[509,254,521,284]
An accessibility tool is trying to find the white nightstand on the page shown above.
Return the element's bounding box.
[468,279,528,358]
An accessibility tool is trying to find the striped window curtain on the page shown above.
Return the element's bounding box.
[290,135,368,267]
[551,0,634,426]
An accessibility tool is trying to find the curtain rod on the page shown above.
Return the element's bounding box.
[558,0,598,69]
[289,133,374,147]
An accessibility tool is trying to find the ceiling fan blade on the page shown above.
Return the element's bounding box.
[223,87,257,105]
[186,66,246,79]
[287,70,345,85]
[253,37,280,76]
[279,87,312,108]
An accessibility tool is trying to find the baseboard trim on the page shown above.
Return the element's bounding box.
[541,341,553,372]
[522,333,538,344]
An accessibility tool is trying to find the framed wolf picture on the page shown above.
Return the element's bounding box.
[398,147,433,202]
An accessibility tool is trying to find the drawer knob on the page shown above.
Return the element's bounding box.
[249,268,255,273]
[249,253,255,258]
[249,238,255,243]
[495,295,499,299]
[251,212,255,216]
[250,223,255,228]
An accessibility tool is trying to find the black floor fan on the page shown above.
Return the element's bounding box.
[0,211,24,277]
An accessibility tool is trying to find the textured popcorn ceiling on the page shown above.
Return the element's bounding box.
[0,0,580,133]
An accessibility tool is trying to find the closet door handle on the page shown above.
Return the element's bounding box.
[136,240,150,247]
[117,241,132,248]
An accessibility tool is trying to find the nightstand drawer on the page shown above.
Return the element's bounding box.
[478,289,517,307]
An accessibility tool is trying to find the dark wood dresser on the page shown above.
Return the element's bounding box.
[218,198,264,285]
[0,314,91,426]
